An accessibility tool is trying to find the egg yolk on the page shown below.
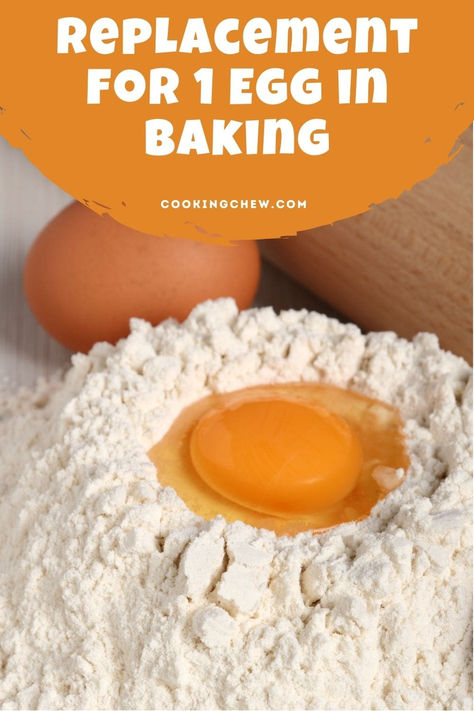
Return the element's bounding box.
[148,383,409,536]
[190,399,362,516]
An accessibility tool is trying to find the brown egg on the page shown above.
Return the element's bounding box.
[24,202,261,353]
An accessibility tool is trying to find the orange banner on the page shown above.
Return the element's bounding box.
[0,2,472,243]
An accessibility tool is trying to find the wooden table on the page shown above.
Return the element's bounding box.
[0,138,333,386]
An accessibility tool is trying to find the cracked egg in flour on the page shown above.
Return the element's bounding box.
[149,382,409,535]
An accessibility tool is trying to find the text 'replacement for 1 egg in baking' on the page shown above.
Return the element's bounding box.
[0,3,471,240]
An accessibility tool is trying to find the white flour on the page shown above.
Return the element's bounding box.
[0,299,472,710]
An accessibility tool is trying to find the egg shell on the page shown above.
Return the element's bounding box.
[24,202,261,353]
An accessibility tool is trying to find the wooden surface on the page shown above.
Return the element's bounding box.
[0,138,328,387]
[261,128,473,362]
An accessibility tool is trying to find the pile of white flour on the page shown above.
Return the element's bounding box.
[0,299,472,710]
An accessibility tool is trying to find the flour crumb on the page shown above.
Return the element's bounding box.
[192,606,237,648]
[372,465,405,490]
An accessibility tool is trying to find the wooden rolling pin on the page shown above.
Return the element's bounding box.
[261,128,473,362]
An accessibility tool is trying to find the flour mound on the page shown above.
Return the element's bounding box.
[0,299,472,710]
